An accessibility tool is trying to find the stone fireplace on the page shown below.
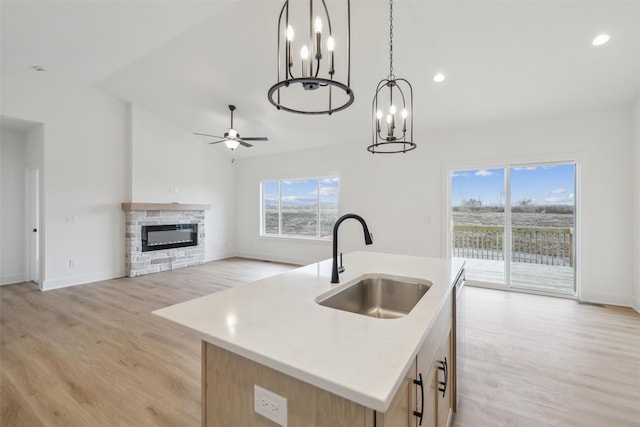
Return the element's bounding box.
[122,203,210,277]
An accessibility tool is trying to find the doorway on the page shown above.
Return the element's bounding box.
[0,116,44,287]
[449,162,576,295]
[27,168,40,283]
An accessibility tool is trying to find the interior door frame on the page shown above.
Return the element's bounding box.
[443,152,584,299]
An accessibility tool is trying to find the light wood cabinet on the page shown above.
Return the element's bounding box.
[436,333,452,427]
[414,291,453,427]
[202,342,369,427]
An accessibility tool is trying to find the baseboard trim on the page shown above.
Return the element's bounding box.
[579,290,633,308]
[233,251,315,266]
[41,270,125,291]
[1,273,27,286]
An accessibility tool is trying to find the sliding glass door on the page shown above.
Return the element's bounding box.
[450,162,576,295]
[451,168,506,285]
[509,164,575,293]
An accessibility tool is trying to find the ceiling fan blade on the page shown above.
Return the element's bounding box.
[194,132,225,139]
[238,140,253,148]
[208,140,226,145]
[241,137,269,142]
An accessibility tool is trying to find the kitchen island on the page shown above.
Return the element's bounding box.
[153,251,465,426]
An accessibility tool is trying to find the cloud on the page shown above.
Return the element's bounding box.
[512,166,537,171]
[452,172,469,178]
[319,187,339,196]
[281,195,316,204]
[320,177,339,184]
[282,180,310,185]
[547,188,567,195]
[569,193,574,199]
[475,170,493,177]
[544,197,561,203]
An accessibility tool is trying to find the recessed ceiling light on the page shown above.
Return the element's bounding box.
[433,73,446,83]
[592,34,610,46]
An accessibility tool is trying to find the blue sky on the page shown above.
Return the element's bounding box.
[263,177,339,206]
[451,164,575,207]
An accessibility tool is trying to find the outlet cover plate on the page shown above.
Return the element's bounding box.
[254,384,287,426]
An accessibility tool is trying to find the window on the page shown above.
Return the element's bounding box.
[261,177,339,240]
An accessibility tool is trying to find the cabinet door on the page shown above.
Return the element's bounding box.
[436,333,452,427]
[415,292,453,427]
[415,350,438,427]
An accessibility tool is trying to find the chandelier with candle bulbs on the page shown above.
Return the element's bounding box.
[368,0,415,154]
[267,0,354,115]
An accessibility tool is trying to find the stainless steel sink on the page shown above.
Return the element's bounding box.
[317,275,431,319]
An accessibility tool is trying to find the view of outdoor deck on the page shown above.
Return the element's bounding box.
[452,224,575,294]
[455,258,575,294]
[450,163,577,295]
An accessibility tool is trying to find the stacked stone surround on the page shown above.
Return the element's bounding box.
[124,208,206,277]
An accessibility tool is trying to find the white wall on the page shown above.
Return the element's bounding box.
[0,128,27,285]
[1,76,129,290]
[129,105,236,260]
[236,105,635,306]
[632,97,640,312]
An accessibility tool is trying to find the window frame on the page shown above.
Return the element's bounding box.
[260,176,340,241]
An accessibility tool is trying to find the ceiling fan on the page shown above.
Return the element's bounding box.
[195,105,268,151]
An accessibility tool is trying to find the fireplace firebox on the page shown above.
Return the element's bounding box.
[142,224,198,252]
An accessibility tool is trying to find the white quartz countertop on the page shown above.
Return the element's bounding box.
[153,251,465,412]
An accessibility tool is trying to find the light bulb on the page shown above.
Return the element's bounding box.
[225,139,240,150]
[301,45,309,60]
[401,109,408,119]
[389,105,396,115]
[314,16,322,34]
[228,128,238,138]
[386,114,392,124]
[433,73,445,83]
[327,36,335,52]
[592,34,610,46]
[286,25,294,41]
[376,110,383,119]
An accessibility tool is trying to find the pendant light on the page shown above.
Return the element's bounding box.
[267,0,354,115]
[369,0,415,153]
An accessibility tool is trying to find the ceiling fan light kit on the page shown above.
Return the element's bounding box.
[267,0,354,115]
[368,0,416,154]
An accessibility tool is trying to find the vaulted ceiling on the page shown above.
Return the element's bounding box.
[2,1,638,158]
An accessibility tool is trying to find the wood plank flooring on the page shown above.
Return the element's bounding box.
[1,258,297,427]
[2,257,639,426]
[453,287,640,427]
[459,258,575,294]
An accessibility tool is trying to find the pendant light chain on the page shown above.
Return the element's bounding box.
[388,0,394,79]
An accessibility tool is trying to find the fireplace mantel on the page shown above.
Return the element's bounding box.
[122,202,211,211]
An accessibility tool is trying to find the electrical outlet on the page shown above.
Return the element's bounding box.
[254,385,287,426]
[69,259,76,268]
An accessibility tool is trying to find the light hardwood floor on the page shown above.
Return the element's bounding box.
[2,258,639,426]
[454,287,640,427]
[1,258,297,427]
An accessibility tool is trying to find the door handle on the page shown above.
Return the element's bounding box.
[438,357,448,398]
[413,373,424,425]
[32,228,37,232]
